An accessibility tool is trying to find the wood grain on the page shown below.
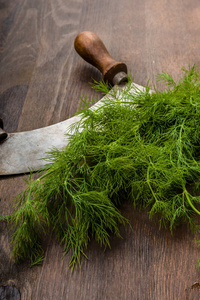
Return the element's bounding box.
[1,0,200,299]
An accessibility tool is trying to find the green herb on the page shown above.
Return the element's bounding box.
[2,65,200,269]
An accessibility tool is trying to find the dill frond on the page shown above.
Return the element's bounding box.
[2,65,200,269]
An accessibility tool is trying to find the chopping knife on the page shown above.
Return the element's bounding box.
[0,31,145,176]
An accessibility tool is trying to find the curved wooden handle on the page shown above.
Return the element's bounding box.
[74,31,127,85]
[0,118,8,142]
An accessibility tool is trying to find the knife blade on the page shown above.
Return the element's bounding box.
[0,31,145,175]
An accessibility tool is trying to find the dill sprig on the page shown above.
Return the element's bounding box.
[2,65,200,269]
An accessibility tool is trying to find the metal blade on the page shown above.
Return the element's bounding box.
[0,82,146,175]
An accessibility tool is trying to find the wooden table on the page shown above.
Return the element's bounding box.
[1,1,200,299]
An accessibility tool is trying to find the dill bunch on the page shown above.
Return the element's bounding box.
[2,65,200,269]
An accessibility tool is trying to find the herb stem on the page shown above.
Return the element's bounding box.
[183,189,200,215]
[147,166,159,202]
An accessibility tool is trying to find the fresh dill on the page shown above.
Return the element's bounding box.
[2,65,200,269]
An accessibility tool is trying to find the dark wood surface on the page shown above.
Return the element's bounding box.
[1,1,200,299]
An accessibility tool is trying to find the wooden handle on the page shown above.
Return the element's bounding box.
[0,118,8,142]
[74,31,127,85]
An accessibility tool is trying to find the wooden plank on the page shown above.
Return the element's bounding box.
[1,0,200,299]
